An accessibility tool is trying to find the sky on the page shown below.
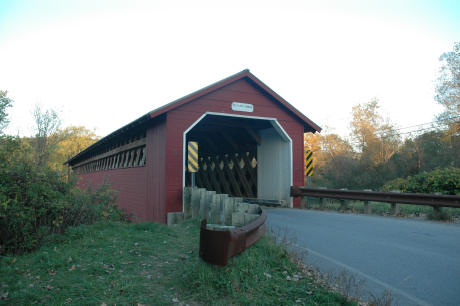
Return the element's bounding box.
[0,0,459,139]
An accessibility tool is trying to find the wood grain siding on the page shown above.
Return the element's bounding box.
[146,118,167,223]
[77,167,147,220]
[281,121,304,208]
[166,78,305,210]
[164,115,185,217]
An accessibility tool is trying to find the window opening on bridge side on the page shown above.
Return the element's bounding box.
[73,130,146,174]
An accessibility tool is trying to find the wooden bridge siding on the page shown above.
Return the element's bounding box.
[278,120,304,208]
[76,167,148,221]
[164,78,305,213]
[175,80,302,123]
[145,118,167,223]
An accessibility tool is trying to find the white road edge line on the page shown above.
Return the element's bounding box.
[295,244,432,306]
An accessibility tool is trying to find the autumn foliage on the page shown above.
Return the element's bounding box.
[304,43,459,192]
[0,94,126,254]
[304,100,459,191]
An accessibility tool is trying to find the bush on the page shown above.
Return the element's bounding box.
[427,208,451,221]
[383,167,460,195]
[0,137,126,255]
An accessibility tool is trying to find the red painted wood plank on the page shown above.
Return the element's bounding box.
[146,118,167,223]
[77,167,148,221]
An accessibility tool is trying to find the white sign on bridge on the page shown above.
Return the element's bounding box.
[232,102,254,113]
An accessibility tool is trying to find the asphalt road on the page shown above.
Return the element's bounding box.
[265,208,460,306]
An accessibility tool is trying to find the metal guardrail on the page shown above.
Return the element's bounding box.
[290,187,460,208]
[242,198,285,207]
[199,208,267,266]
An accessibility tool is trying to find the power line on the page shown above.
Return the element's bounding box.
[392,115,459,131]
[346,126,454,146]
[347,115,459,144]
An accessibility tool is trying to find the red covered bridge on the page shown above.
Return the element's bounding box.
[66,70,321,223]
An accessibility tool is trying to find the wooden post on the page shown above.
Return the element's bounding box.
[318,187,327,209]
[219,194,229,224]
[232,197,243,205]
[223,197,234,226]
[364,201,371,214]
[167,212,184,225]
[210,194,221,224]
[340,199,347,211]
[433,192,442,216]
[183,187,192,219]
[301,196,307,209]
[303,176,312,208]
[391,203,400,216]
[200,190,215,219]
[390,190,400,216]
[191,188,204,219]
[363,189,371,214]
[339,188,348,211]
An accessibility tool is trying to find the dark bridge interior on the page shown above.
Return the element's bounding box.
[185,115,272,198]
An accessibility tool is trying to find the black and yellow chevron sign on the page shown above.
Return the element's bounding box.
[305,150,313,176]
[187,141,199,173]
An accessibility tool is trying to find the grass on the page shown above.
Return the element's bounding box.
[0,219,352,305]
[304,197,460,220]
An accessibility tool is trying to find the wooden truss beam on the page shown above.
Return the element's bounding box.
[73,138,146,168]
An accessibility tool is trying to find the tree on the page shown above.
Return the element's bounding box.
[318,133,358,188]
[304,131,359,188]
[320,133,354,161]
[350,99,400,165]
[50,126,99,176]
[304,132,321,180]
[304,132,321,153]
[32,105,61,168]
[435,41,460,132]
[0,90,12,134]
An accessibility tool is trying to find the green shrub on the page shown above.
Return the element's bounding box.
[0,136,126,255]
[427,208,451,221]
[383,167,460,195]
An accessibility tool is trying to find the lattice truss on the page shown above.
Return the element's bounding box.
[73,133,146,174]
[74,147,145,174]
[187,151,257,198]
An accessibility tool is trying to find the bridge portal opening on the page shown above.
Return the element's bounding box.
[183,113,292,205]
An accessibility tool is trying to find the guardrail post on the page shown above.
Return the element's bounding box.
[432,193,442,215]
[391,203,400,216]
[363,189,372,214]
[319,187,327,209]
[339,188,348,211]
[364,201,371,214]
[340,199,347,211]
[390,190,401,216]
[301,196,308,209]
[319,197,324,209]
